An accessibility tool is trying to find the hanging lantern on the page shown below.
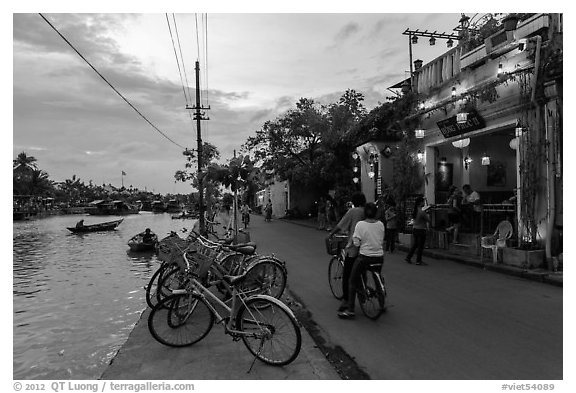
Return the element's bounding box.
[440,157,447,164]
[368,171,375,179]
[509,138,519,150]
[457,112,468,124]
[451,86,457,98]
[452,138,470,149]
[497,63,503,76]
[353,166,358,173]
[411,35,418,44]
[352,152,359,160]
[417,150,424,161]
[515,127,524,137]
[415,129,425,138]
[481,153,491,165]
[352,177,359,184]
[447,38,454,48]
[429,37,436,46]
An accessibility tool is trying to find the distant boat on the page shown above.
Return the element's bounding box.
[165,199,182,213]
[67,218,124,233]
[127,231,158,252]
[151,201,165,213]
[87,200,139,216]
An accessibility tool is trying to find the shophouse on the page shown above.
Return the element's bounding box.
[357,13,562,268]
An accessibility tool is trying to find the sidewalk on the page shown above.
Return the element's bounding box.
[281,216,563,287]
[101,288,339,380]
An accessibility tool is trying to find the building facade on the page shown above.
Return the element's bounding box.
[359,13,562,267]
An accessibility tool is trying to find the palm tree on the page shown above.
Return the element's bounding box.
[13,152,38,171]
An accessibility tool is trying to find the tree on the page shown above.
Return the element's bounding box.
[13,152,38,171]
[174,142,221,213]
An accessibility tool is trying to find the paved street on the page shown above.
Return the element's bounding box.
[246,214,563,380]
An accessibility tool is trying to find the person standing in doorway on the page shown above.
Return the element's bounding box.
[405,196,430,265]
[446,186,463,243]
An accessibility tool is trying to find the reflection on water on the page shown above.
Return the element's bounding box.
[13,213,196,380]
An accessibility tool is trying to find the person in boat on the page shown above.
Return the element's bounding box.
[75,219,84,229]
[142,228,154,244]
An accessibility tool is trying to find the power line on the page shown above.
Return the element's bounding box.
[166,13,190,106]
[172,14,194,105]
[39,13,187,150]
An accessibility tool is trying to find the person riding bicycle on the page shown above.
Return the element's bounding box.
[338,202,385,320]
[327,192,366,312]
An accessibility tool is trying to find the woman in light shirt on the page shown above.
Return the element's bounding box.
[338,202,384,319]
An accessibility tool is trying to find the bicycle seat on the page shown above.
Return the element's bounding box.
[226,242,257,255]
[367,263,383,271]
[222,273,248,286]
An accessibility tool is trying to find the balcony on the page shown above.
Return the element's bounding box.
[412,14,551,96]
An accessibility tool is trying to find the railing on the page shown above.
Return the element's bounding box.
[413,47,464,94]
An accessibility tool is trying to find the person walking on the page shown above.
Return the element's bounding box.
[317,197,327,230]
[264,200,272,222]
[338,202,385,319]
[327,192,366,312]
[405,196,430,265]
[384,198,399,253]
[326,198,336,231]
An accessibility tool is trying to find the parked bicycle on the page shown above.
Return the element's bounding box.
[326,235,388,320]
[148,248,302,367]
[146,230,287,308]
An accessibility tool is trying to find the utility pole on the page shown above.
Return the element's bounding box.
[186,61,210,234]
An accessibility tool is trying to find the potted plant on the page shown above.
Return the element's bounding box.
[502,13,519,31]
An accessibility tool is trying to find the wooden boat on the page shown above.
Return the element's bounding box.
[127,231,158,252]
[87,200,139,216]
[67,218,124,233]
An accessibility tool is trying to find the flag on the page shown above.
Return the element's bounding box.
[122,171,126,176]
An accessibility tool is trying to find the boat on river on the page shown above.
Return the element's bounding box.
[87,200,139,216]
[127,230,158,251]
[66,218,124,233]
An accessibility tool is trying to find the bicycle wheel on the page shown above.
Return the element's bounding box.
[239,260,287,299]
[236,296,301,366]
[328,256,344,300]
[145,263,176,309]
[358,271,386,320]
[148,293,214,347]
[156,265,187,305]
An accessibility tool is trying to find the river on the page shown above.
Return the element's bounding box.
[12,212,197,380]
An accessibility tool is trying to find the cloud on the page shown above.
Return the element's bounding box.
[335,22,360,41]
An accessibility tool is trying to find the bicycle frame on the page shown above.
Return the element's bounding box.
[173,276,276,338]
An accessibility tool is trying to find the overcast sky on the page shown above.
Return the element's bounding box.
[11,6,551,195]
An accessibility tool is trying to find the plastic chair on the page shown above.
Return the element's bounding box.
[480,220,513,264]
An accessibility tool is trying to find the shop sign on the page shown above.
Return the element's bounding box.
[437,110,485,138]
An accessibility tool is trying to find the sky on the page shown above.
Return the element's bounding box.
[11,9,469,195]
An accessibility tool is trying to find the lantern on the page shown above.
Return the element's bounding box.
[452,138,470,149]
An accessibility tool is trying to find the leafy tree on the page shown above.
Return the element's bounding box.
[242,91,367,206]
[13,152,38,171]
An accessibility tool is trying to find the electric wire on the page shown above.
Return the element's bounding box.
[39,13,186,150]
[166,13,190,106]
[172,13,194,105]
[166,13,198,139]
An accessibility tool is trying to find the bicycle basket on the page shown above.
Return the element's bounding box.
[157,236,191,262]
[185,250,214,281]
[325,235,348,256]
